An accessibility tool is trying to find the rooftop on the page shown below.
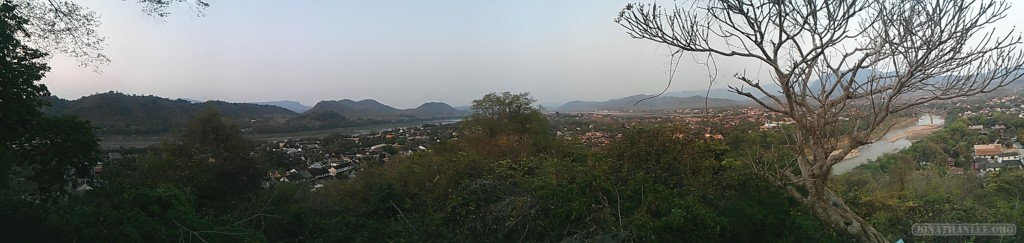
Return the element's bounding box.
[974,144,1002,157]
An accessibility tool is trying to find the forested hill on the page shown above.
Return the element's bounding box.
[307,99,469,119]
[253,100,311,113]
[42,92,470,135]
[43,92,298,134]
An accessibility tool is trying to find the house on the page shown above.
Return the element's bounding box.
[325,164,357,178]
[974,144,1002,158]
[309,162,324,170]
[75,183,93,193]
[760,122,779,130]
[1004,160,1024,169]
[284,170,314,182]
[968,125,984,130]
[997,151,1021,162]
[981,162,1007,172]
[308,168,329,178]
[299,170,314,180]
[973,157,991,170]
[948,167,964,175]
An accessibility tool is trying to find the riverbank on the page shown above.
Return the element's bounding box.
[98,118,462,149]
[831,114,946,175]
[830,148,862,160]
[886,124,943,142]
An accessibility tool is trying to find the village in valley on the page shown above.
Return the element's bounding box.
[257,121,460,190]
[91,89,1024,193]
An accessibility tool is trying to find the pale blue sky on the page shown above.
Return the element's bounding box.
[40,1,1024,108]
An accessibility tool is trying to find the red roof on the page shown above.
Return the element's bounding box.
[974,144,1002,157]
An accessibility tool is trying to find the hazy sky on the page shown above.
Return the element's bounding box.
[40,1,1024,108]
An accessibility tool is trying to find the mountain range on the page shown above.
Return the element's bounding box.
[555,94,743,112]
[305,99,467,119]
[44,91,468,134]
[253,100,312,113]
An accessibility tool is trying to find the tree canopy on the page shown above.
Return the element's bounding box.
[461,92,553,157]
[0,1,99,197]
[9,0,209,68]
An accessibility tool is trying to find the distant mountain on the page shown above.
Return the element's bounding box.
[408,102,467,117]
[179,98,203,104]
[662,68,1024,103]
[307,99,468,119]
[306,99,399,118]
[454,105,472,111]
[661,83,783,101]
[557,100,603,112]
[555,94,741,112]
[41,92,470,135]
[43,92,296,134]
[253,100,311,113]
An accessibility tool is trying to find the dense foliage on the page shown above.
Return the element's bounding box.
[7,89,1024,242]
[0,2,99,198]
[2,89,849,242]
[3,2,1022,241]
[834,115,1024,242]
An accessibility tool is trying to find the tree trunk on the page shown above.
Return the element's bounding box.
[805,186,887,243]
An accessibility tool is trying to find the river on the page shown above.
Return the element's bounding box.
[250,118,463,141]
[98,118,463,149]
[831,114,946,175]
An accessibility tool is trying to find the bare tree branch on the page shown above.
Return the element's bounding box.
[617,0,1024,242]
[9,0,210,70]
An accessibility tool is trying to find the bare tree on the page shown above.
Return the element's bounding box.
[616,0,1024,242]
[8,0,209,69]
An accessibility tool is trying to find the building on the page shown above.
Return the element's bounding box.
[998,151,1021,162]
[974,144,1002,159]
[948,167,964,175]
[1004,160,1024,169]
[981,162,1007,172]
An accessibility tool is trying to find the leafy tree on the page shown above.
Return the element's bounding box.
[461,92,553,157]
[255,148,296,170]
[130,108,265,212]
[0,2,99,196]
[0,1,49,189]
[617,1,1024,241]
[1,183,265,242]
[604,125,724,191]
[382,144,399,155]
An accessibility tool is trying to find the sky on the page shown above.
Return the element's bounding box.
[40,0,1024,109]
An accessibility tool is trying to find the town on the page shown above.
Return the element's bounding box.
[92,89,1024,195]
[257,122,460,190]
